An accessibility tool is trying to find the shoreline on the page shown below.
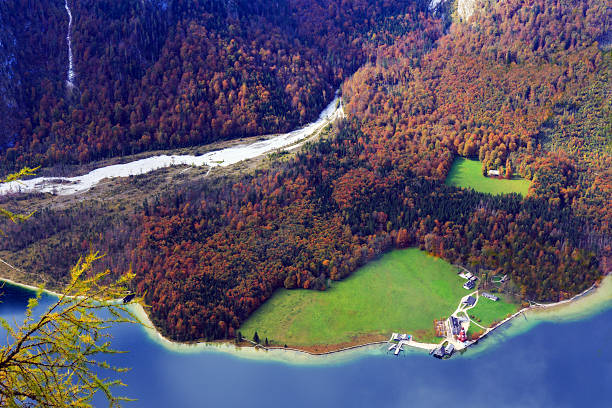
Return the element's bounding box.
[0,259,65,298]
[471,280,600,346]
[1,271,611,364]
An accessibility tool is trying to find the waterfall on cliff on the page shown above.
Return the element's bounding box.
[64,0,76,89]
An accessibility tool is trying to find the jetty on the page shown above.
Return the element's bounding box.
[387,333,414,355]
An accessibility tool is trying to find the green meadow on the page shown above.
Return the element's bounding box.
[469,294,520,328]
[445,157,531,196]
[239,248,467,346]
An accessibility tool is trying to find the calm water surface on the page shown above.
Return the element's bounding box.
[1,283,611,408]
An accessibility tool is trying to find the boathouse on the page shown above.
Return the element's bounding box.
[432,346,445,359]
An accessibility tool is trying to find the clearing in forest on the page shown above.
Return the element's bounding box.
[445,157,531,196]
[239,248,466,347]
[468,294,520,329]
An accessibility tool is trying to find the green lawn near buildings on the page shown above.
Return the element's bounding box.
[469,295,520,328]
[239,248,467,346]
[445,157,531,196]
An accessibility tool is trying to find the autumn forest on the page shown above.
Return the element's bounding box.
[0,0,610,342]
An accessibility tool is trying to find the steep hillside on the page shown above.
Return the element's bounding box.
[0,0,430,171]
[0,5,19,148]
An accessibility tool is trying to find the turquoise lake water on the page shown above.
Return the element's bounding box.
[1,282,611,407]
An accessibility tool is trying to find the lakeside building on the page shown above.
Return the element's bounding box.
[448,316,461,335]
[463,296,476,307]
[458,328,467,342]
[432,347,445,358]
[431,343,455,359]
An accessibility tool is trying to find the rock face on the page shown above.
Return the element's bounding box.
[429,0,478,23]
[429,0,445,10]
[0,4,20,149]
[457,0,477,21]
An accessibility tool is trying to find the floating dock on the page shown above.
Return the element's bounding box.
[387,333,413,355]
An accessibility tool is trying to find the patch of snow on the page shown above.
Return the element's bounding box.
[0,95,344,196]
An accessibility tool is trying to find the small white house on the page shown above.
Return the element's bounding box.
[487,169,500,176]
[482,292,499,301]
[463,279,476,290]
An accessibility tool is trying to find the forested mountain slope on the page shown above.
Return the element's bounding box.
[0,6,20,145]
[0,0,430,170]
[1,0,610,342]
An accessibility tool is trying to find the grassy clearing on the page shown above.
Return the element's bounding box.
[239,248,466,346]
[445,157,531,196]
[469,295,520,328]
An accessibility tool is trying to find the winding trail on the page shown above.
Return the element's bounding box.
[0,96,344,196]
[64,0,76,88]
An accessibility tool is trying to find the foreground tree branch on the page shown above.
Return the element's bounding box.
[0,253,143,407]
[0,168,143,407]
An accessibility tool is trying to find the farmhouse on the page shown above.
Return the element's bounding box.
[448,316,462,335]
